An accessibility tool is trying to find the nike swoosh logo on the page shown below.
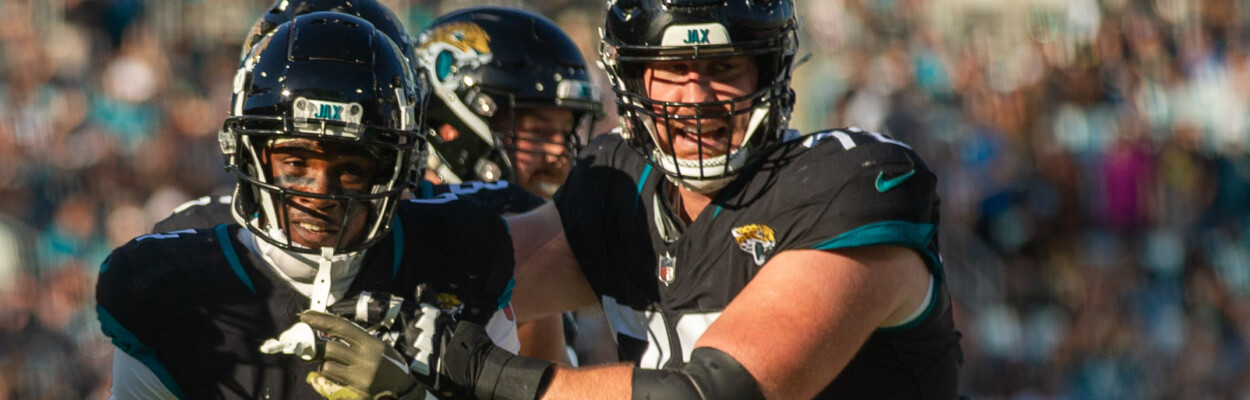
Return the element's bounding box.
[875,169,916,192]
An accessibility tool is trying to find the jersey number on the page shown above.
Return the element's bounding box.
[639,310,719,368]
[602,297,722,368]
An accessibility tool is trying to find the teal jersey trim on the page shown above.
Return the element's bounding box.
[97,305,187,399]
[101,258,110,274]
[812,221,943,333]
[496,278,515,310]
[215,224,256,294]
[812,220,935,251]
[635,164,652,213]
[419,180,434,199]
[391,215,403,280]
[812,220,941,274]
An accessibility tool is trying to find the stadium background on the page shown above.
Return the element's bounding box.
[1,0,1248,398]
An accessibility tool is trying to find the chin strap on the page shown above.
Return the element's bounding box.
[249,226,365,304]
[310,247,336,312]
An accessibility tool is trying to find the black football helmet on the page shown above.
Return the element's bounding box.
[415,6,602,184]
[221,12,426,254]
[600,0,798,192]
[241,0,415,65]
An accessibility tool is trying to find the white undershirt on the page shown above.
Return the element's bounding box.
[109,227,519,398]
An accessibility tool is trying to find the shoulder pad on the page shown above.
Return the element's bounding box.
[152,196,235,233]
[799,127,913,152]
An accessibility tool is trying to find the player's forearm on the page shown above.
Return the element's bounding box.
[510,229,596,322]
[508,204,598,322]
[540,364,633,399]
[440,320,764,400]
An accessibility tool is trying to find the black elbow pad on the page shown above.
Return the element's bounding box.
[631,348,764,400]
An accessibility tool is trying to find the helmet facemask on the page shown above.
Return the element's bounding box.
[614,64,777,192]
[600,2,799,193]
[223,114,420,255]
[488,89,600,198]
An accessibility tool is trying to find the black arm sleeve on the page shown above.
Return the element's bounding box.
[631,348,764,400]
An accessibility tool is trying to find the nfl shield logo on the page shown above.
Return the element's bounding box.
[657,253,676,286]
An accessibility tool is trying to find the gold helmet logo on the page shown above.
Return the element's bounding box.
[419,21,491,55]
[416,21,493,89]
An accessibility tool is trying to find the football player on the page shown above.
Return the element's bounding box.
[151,2,607,368]
[153,0,427,234]
[97,13,518,399]
[152,1,581,232]
[415,7,601,199]
[426,0,966,399]
[411,6,610,368]
[155,1,597,226]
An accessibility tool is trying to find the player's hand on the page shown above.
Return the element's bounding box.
[299,310,427,400]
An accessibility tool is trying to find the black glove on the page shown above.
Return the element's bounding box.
[300,310,427,400]
[439,320,554,400]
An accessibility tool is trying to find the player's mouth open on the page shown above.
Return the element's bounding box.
[674,126,729,150]
[292,220,341,241]
[296,222,335,233]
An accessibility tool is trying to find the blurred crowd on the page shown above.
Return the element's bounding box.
[1,0,1248,398]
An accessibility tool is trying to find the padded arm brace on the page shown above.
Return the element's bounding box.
[472,346,553,400]
[630,347,764,400]
[440,320,553,400]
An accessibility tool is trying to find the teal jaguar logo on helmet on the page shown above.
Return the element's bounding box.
[416,21,493,88]
[435,51,456,81]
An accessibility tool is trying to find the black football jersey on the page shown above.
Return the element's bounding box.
[152,181,546,234]
[554,128,962,398]
[98,196,515,399]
